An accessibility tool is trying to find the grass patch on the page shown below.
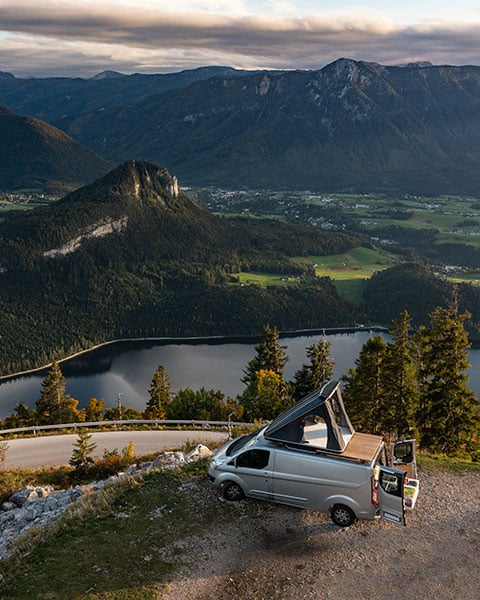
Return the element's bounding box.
[418,453,480,473]
[446,273,480,285]
[0,460,228,599]
[333,279,366,304]
[302,246,398,281]
[233,271,299,287]
[231,247,397,291]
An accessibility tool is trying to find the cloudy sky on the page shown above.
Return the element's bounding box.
[1,1,480,77]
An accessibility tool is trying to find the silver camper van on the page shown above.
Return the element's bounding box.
[208,381,419,527]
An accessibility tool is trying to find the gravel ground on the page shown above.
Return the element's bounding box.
[162,467,480,600]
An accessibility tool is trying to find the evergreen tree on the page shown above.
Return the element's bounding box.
[241,325,288,385]
[291,339,334,400]
[417,291,478,452]
[380,310,419,438]
[342,336,386,434]
[239,324,290,420]
[166,387,237,421]
[35,361,80,425]
[3,403,35,428]
[69,429,96,472]
[144,365,171,419]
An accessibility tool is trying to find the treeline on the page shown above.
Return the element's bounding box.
[363,263,480,335]
[343,300,479,455]
[2,303,478,457]
[0,269,362,375]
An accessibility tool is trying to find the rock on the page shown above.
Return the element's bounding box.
[10,486,38,507]
[0,445,213,561]
[185,444,213,463]
[153,451,185,469]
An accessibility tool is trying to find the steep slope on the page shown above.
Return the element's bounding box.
[0,67,267,125]
[0,106,110,193]
[58,59,480,195]
[0,161,362,374]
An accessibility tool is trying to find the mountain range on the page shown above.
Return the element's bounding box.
[3,59,480,194]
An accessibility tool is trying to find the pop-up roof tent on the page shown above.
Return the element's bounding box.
[263,380,355,452]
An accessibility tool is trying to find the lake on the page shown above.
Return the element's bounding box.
[1,331,479,419]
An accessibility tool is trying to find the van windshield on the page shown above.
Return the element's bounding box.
[225,429,260,456]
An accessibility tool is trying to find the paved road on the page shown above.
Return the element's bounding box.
[2,430,229,469]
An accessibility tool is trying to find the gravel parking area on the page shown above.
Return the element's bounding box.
[163,467,480,600]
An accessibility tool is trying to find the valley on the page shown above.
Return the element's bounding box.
[2,60,480,376]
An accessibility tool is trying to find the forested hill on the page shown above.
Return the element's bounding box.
[0,161,363,374]
[0,105,110,193]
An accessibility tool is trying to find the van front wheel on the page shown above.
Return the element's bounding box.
[330,504,356,527]
[222,482,245,502]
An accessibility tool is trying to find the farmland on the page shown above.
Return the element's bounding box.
[196,188,480,294]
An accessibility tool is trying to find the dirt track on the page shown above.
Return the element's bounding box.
[163,467,480,600]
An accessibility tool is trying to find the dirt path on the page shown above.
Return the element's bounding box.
[162,468,480,600]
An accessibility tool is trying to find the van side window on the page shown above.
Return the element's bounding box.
[379,470,402,497]
[236,449,270,469]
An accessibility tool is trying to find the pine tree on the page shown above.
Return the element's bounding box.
[417,291,478,453]
[380,310,419,438]
[144,365,171,419]
[239,325,290,420]
[241,325,288,386]
[35,361,79,425]
[291,339,334,400]
[342,336,386,434]
[69,429,96,472]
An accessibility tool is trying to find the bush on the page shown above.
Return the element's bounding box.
[91,443,136,478]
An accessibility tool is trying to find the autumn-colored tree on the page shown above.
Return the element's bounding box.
[239,369,291,421]
[82,398,105,422]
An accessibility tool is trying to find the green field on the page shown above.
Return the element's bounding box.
[234,271,299,286]
[447,272,480,285]
[232,246,397,303]
[304,246,398,279]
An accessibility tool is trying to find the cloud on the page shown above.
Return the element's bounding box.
[0,3,480,77]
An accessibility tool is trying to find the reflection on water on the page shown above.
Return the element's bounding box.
[1,331,479,419]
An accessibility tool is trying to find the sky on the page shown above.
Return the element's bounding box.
[1,1,480,78]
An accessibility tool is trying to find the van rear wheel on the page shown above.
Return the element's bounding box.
[330,504,356,527]
[222,482,245,501]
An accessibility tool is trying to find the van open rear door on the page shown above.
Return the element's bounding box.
[391,439,417,479]
[377,466,406,526]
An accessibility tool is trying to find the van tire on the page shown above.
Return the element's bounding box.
[222,482,245,502]
[330,504,356,527]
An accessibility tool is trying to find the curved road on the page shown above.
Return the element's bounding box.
[2,430,229,470]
